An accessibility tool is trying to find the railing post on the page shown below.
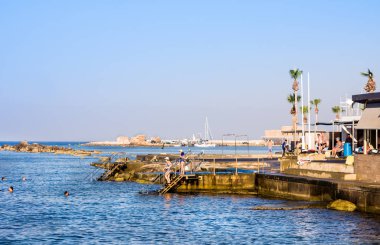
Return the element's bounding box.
[235,157,238,175]
[258,158,260,173]
[213,158,216,175]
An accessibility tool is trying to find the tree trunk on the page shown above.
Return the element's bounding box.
[315,112,318,131]
[364,78,376,93]
[294,89,298,142]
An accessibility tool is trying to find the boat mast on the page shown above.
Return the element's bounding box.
[205,117,208,141]
[204,117,213,141]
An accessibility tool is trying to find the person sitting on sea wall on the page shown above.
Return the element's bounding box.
[164,157,172,184]
[293,141,302,155]
[365,141,375,154]
[332,137,343,158]
[316,134,322,153]
[320,142,328,153]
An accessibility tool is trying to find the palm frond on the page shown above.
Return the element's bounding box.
[287,93,301,103]
[300,106,309,114]
[289,68,303,80]
[331,106,341,113]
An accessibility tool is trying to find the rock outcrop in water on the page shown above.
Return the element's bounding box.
[327,199,357,212]
[0,141,100,157]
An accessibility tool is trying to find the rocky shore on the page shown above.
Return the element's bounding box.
[0,141,100,157]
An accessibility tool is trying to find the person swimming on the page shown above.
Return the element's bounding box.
[64,191,69,197]
[1,177,6,181]
[8,186,14,193]
[22,176,27,181]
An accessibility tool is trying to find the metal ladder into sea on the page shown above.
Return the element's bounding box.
[85,152,129,181]
[158,174,198,195]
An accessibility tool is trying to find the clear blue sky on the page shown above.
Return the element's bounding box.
[0,0,379,141]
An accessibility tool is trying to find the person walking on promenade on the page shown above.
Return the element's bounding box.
[267,140,274,159]
[281,140,287,157]
[164,157,172,184]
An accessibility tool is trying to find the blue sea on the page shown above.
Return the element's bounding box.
[0,142,379,244]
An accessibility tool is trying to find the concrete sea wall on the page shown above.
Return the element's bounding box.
[255,173,337,202]
[173,172,380,214]
[176,173,256,194]
[354,155,380,183]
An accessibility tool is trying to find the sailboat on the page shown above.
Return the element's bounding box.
[194,117,216,147]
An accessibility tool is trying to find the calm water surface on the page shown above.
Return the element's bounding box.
[0,143,379,244]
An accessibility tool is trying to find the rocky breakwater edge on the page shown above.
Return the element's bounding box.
[0,141,101,157]
[92,154,272,183]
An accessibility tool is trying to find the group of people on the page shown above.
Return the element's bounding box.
[164,150,187,184]
[1,176,70,196]
[1,176,25,193]
[316,133,329,154]
[276,133,355,158]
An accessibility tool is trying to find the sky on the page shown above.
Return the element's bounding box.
[0,0,379,141]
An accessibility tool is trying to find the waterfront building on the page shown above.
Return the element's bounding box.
[352,92,380,153]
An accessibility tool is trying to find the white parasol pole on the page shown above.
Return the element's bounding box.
[308,72,311,150]
[301,74,305,150]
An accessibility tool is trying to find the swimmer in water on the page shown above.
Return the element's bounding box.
[8,186,14,193]
[64,191,69,197]
[22,176,27,181]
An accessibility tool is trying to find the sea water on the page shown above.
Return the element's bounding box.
[0,142,379,244]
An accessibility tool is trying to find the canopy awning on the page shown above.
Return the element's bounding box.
[356,107,380,129]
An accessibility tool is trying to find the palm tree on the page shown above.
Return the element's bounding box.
[361,69,376,93]
[289,69,303,140]
[287,93,301,115]
[300,106,309,123]
[310,99,322,124]
[331,106,341,120]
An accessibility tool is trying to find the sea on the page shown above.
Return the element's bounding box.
[0,142,379,244]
